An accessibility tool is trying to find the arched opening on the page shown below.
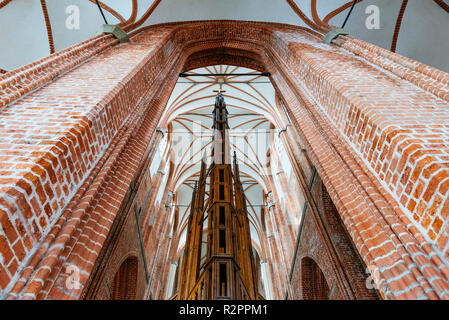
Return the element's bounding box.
[301,257,329,300]
[111,256,138,300]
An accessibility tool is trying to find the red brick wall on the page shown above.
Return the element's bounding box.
[289,175,379,300]
[0,20,448,299]
[80,170,150,300]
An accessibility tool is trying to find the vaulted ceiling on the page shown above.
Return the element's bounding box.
[154,65,287,252]
[1,0,449,73]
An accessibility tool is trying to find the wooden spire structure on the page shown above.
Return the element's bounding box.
[176,92,259,300]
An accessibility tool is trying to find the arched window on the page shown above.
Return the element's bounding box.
[301,257,329,300]
[111,256,138,300]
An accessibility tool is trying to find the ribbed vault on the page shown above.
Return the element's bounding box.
[152,65,292,257]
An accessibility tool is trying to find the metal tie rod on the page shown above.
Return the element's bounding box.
[95,0,109,24]
[179,72,271,77]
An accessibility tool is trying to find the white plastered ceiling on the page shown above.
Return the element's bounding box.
[156,65,287,251]
[0,1,448,73]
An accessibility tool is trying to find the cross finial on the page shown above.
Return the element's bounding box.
[213,89,226,94]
